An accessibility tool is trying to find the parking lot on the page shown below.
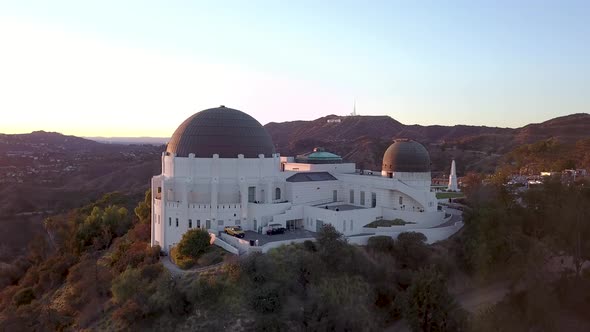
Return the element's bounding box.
[242,229,317,245]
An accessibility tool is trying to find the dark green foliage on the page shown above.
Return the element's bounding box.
[303,239,317,252]
[12,287,35,307]
[393,232,430,271]
[399,267,466,332]
[177,229,211,258]
[111,267,145,304]
[367,235,395,253]
[134,190,151,224]
[76,205,130,250]
[305,275,377,331]
[365,218,413,227]
[78,192,131,216]
[250,283,282,314]
[253,315,286,332]
[170,246,196,269]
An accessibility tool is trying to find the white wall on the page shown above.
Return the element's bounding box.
[213,235,240,255]
[347,223,463,246]
[287,180,341,205]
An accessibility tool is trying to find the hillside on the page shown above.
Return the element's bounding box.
[0,131,162,260]
[265,113,590,173]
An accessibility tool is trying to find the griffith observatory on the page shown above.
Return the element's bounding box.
[151,106,461,252]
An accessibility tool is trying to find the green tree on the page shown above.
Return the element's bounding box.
[399,267,466,332]
[111,267,146,304]
[134,190,152,224]
[305,275,377,331]
[367,235,395,253]
[393,232,430,270]
[177,229,211,258]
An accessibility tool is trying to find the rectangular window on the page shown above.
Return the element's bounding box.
[360,191,365,205]
[169,217,171,226]
[188,219,192,228]
[343,220,346,232]
[235,219,241,225]
[349,190,354,204]
[175,218,179,227]
[248,186,256,203]
[197,219,201,228]
[399,196,403,205]
[333,190,337,202]
[217,220,224,226]
[371,192,377,208]
[350,219,353,230]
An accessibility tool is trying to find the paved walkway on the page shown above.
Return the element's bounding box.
[161,255,226,277]
[453,281,511,313]
[431,208,463,228]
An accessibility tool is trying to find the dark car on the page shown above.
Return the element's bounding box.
[266,223,286,235]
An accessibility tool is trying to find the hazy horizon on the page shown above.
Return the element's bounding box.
[1,1,589,137]
[3,111,589,139]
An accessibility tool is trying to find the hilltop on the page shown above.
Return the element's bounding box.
[265,113,590,173]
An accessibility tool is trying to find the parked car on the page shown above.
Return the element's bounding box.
[224,226,245,238]
[266,223,286,235]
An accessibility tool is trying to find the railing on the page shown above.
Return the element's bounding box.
[309,199,342,207]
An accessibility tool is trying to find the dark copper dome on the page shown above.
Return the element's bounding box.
[166,106,275,158]
[382,139,431,173]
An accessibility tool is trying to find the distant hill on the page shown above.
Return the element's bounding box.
[85,136,170,145]
[0,131,163,259]
[264,113,590,173]
[0,131,101,153]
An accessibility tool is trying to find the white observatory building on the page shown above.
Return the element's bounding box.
[151,106,447,252]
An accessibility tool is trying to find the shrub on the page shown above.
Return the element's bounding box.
[112,299,144,328]
[197,249,223,267]
[13,287,35,307]
[303,240,317,252]
[177,229,211,258]
[111,267,144,304]
[367,236,395,253]
[170,246,196,270]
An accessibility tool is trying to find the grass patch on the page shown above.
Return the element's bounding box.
[364,218,415,228]
[435,192,464,199]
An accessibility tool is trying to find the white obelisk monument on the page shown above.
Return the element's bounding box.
[447,159,459,191]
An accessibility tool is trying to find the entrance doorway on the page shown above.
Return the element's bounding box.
[286,219,303,230]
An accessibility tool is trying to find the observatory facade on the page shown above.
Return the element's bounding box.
[151,106,446,252]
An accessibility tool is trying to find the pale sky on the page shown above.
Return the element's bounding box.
[1,1,588,137]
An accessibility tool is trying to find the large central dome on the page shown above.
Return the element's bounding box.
[382,139,431,173]
[166,106,276,158]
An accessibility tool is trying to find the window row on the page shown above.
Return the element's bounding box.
[161,217,242,229]
[349,190,377,208]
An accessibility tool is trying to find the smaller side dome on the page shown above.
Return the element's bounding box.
[382,139,431,173]
[295,147,342,164]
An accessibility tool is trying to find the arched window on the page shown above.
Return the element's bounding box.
[275,187,281,200]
